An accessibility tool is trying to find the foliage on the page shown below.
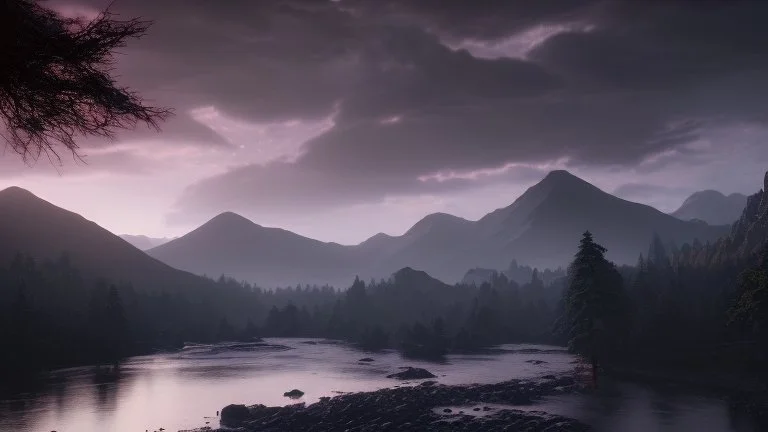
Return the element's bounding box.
[5,229,768,379]
[558,231,628,362]
[729,258,768,339]
[0,253,567,375]
[0,0,170,162]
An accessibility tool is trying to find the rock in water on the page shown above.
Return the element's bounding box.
[284,389,305,399]
[220,404,250,426]
[359,358,375,362]
[386,367,437,380]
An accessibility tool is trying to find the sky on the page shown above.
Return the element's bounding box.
[2,0,768,244]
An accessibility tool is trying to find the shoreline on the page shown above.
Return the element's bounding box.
[189,374,588,432]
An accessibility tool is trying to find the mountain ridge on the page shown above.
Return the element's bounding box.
[0,186,211,292]
[148,170,730,286]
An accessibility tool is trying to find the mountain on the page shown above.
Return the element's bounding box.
[358,170,729,282]
[148,212,360,288]
[671,190,748,225]
[119,234,174,250]
[0,187,210,291]
[354,212,477,276]
[477,170,729,271]
[708,172,768,263]
[148,171,730,287]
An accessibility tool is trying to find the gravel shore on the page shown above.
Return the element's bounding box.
[192,374,588,432]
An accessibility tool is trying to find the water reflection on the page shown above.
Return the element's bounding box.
[534,379,760,432]
[0,339,762,432]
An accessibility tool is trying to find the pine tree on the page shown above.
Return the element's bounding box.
[558,231,627,386]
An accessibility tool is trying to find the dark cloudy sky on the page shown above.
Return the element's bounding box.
[3,0,768,243]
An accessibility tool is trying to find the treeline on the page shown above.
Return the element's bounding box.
[505,260,565,286]
[0,253,268,377]
[556,231,767,380]
[0,253,565,376]
[5,229,768,379]
[260,268,561,357]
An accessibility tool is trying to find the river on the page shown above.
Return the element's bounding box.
[0,338,759,432]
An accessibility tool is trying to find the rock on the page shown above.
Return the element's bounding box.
[204,375,589,431]
[386,367,437,380]
[220,404,250,426]
[283,389,305,399]
[358,358,375,362]
[542,374,557,380]
[525,359,547,365]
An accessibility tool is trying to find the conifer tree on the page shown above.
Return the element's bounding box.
[558,231,627,386]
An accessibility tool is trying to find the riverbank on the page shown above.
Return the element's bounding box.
[191,374,588,432]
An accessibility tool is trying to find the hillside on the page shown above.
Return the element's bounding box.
[705,172,768,264]
[148,212,360,287]
[488,171,730,271]
[358,171,729,281]
[0,187,210,291]
[119,234,174,250]
[147,170,730,287]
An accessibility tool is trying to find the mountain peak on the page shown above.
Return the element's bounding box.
[539,170,591,187]
[0,186,38,200]
[405,212,471,237]
[543,169,575,180]
[206,211,256,227]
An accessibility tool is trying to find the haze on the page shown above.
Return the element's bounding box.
[1,0,767,244]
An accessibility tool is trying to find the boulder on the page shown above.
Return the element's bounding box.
[283,389,305,399]
[220,404,250,426]
[386,367,437,380]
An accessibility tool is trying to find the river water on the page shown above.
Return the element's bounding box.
[0,338,759,432]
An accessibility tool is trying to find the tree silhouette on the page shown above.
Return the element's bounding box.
[558,231,627,386]
[0,0,170,162]
[729,256,768,351]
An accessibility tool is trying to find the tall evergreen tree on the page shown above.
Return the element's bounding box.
[558,231,627,386]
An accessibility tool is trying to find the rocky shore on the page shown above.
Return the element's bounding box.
[194,375,588,432]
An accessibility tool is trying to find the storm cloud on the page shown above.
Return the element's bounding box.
[32,0,768,239]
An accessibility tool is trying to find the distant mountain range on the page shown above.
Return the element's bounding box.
[148,212,360,287]
[119,234,174,250]
[0,187,212,292]
[148,170,730,287]
[671,190,748,225]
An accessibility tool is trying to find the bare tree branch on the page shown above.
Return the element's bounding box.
[0,0,171,164]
